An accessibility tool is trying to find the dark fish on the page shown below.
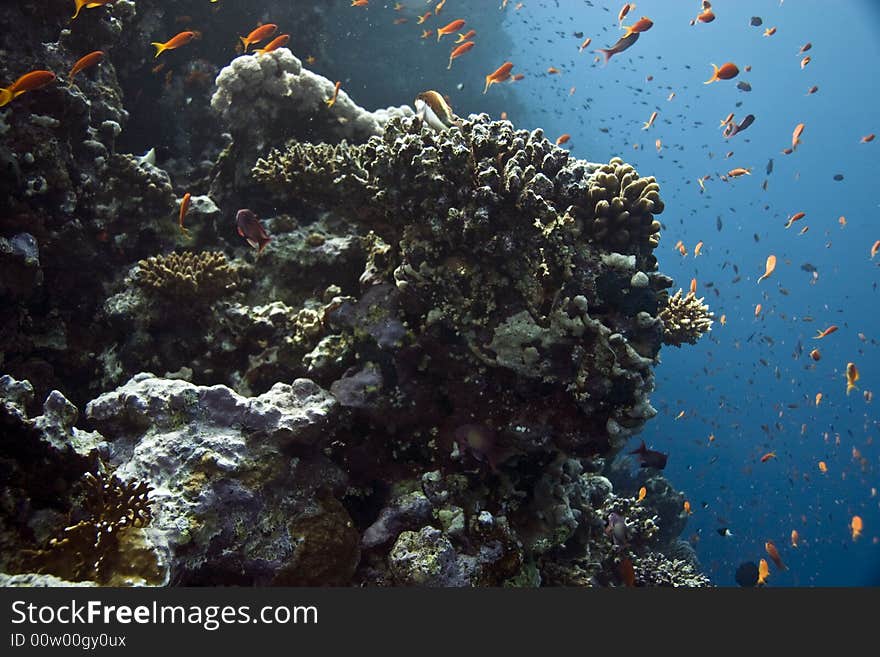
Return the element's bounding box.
[605,512,630,546]
[750,16,763,27]
[801,262,817,273]
[235,208,271,253]
[574,31,584,38]
[628,440,668,469]
[724,114,754,138]
[736,561,759,587]
[736,81,752,92]
[766,158,774,174]
[716,216,723,231]
[717,527,733,537]
[833,173,844,181]
[596,32,640,64]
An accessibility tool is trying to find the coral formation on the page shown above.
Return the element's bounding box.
[658,288,715,346]
[134,250,239,303]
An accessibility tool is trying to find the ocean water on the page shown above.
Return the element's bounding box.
[488,0,880,586]
[2,0,878,588]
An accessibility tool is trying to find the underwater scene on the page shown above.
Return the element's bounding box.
[0,0,877,588]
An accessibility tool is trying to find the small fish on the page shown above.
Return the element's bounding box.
[0,70,57,107]
[637,486,646,502]
[801,55,811,69]
[456,29,476,43]
[628,440,668,469]
[765,541,786,570]
[763,26,777,37]
[483,61,514,93]
[546,66,560,74]
[605,512,630,546]
[437,18,466,41]
[555,133,571,146]
[792,122,805,150]
[760,451,776,463]
[151,31,197,58]
[595,32,640,65]
[578,37,592,52]
[351,0,369,5]
[861,134,876,143]
[618,3,636,25]
[750,16,763,27]
[683,500,692,515]
[178,192,192,238]
[694,241,704,257]
[736,81,752,92]
[815,392,823,406]
[871,240,880,258]
[757,254,776,283]
[790,530,800,548]
[818,461,828,473]
[417,11,431,24]
[846,362,859,395]
[447,40,475,69]
[72,0,114,21]
[642,110,658,130]
[727,167,751,177]
[235,208,271,253]
[810,349,821,361]
[798,42,812,54]
[717,527,733,537]
[68,50,104,86]
[814,325,838,339]
[806,85,819,95]
[755,303,762,318]
[325,81,342,108]
[704,62,739,84]
[691,8,715,25]
[240,23,277,52]
[757,559,770,585]
[255,34,290,56]
[621,16,653,39]
[851,515,863,541]
[784,212,805,229]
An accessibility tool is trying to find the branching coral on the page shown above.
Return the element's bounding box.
[658,288,714,346]
[19,469,159,584]
[134,250,238,303]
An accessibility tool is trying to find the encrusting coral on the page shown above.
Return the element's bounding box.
[134,250,238,303]
[658,288,714,346]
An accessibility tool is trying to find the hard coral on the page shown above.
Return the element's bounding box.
[658,288,714,346]
[134,250,238,303]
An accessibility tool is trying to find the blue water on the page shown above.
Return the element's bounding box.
[457,0,880,586]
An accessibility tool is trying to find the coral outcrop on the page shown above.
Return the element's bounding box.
[658,289,714,346]
[134,250,239,303]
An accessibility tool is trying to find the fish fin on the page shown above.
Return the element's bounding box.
[240,36,250,51]
[151,42,166,58]
[704,64,719,84]
[595,49,612,65]
[0,88,12,107]
[246,238,259,250]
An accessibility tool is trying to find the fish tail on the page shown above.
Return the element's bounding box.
[596,49,613,65]
[240,36,250,51]
[71,2,83,20]
[151,42,166,58]
[0,87,13,107]
[447,58,453,70]
[704,64,719,84]
[483,77,491,94]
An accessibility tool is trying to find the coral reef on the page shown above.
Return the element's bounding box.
[658,289,715,346]
[134,250,239,303]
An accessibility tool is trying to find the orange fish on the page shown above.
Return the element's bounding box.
[437,18,466,41]
[757,559,770,585]
[683,500,692,515]
[689,278,697,295]
[655,138,661,152]
[675,240,687,256]
[0,70,57,107]
[763,26,777,36]
[622,16,653,39]
[456,29,476,43]
[861,134,875,143]
[792,122,805,150]
[555,133,571,146]
[152,31,197,58]
[255,34,290,56]
[547,67,560,74]
[421,29,433,39]
[719,314,727,326]
[818,460,828,473]
[846,362,859,395]
[806,85,819,95]
[448,41,475,69]
[435,0,447,13]
[810,349,821,361]
[815,392,823,406]
[325,81,342,108]
[68,50,104,85]
[704,62,738,84]
[578,37,592,52]
[798,42,812,54]
[637,486,646,502]
[765,540,786,570]
[691,8,715,24]
[511,73,525,81]
[727,167,751,177]
[757,254,776,283]
[871,240,880,258]
[790,530,800,548]
[838,215,847,227]
[814,325,838,339]
[784,211,805,229]
[642,110,658,130]
[760,451,776,463]
[618,2,636,25]
[178,192,192,237]
[801,55,811,69]
[851,515,863,541]
[240,23,277,52]
[754,303,763,318]
[483,61,514,94]
[351,0,369,5]
[417,12,432,24]
[72,0,115,21]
